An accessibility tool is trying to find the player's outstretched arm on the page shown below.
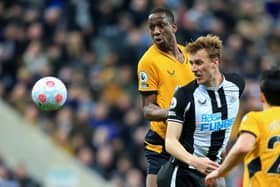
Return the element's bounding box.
[205,132,256,186]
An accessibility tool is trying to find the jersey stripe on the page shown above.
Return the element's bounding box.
[207,130,226,161]
[207,89,227,119]
[206,88,228,161]
[218,88,228,120]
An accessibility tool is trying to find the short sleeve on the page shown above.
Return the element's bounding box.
[168,88,189,124]
[137,58,159,92]
[224,73,245,98]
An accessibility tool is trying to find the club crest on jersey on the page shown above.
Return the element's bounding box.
[198,94,207,105]
[229,94,237,103]
[139,71,148,82]
[170,97,177,109]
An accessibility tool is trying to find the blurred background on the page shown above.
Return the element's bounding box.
[0,0,279,186]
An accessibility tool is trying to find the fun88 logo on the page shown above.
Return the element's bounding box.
[200,113,235,131]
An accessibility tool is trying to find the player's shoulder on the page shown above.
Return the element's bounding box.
[224,73,244,84]
[242,110,263,122]
[138,45,158,62]
[172,81,197,110]
[177,80,198,96]
[177,44,185,50]
[224,73,245,90]
[177,44,188,55]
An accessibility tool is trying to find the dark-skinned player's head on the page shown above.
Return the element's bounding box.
[148,7,177,52]
[149,7,175,24]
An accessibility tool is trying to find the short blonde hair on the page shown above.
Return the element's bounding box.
[186,34,223,59]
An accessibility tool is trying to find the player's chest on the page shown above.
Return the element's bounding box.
[192,88,240,131]
[157,62,188,82]
[193,88,239,110]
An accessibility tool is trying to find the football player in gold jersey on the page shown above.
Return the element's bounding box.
[137,7,194,187]
[205,68,280,187]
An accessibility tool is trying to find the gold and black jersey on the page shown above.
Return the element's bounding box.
[137,44,194,152]
[239,107,280,187]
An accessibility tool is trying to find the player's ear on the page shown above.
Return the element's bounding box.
[259,92,266,104]
[213,58,219,65]
[172,23,177,32]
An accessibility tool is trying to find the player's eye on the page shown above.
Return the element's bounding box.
[149,24,155,30]
[195,60,203,65]
[159,23,167,28]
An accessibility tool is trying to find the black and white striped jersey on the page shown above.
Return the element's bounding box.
[167,73,245,166]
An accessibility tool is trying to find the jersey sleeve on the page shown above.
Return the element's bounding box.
[137,58,159,93]
[225,73,245,98]
[239,112,260,139]
[167,88,189,124]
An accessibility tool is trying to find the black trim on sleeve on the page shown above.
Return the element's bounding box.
[239,130,257,138]
[139,90,157,96]
[167,87,187,122]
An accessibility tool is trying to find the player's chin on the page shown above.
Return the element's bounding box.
[155,42,170,52]
[154,41,163,48]
[195,77,203,84]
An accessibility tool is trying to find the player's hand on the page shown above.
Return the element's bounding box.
[192,157,220,175]
[205,170,219,187]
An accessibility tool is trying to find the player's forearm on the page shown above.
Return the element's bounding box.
[143,104,168,121]
[166,138,194,166]
[217,134,253,177]
[216,146,247,177]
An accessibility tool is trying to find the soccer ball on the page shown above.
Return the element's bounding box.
[31,76,67,111]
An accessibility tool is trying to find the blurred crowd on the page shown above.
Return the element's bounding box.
[0,0,279,187]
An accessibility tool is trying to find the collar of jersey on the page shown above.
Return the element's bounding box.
[199,75,225,91]
[153,44,187,63]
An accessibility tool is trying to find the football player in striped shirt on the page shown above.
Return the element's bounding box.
[165,34,245,187]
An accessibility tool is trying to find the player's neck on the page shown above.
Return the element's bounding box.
[165,41,178,55]
[263,102,270,110]
[170,43,184,62]
[263,103,280,110]
[205,71,223,88]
